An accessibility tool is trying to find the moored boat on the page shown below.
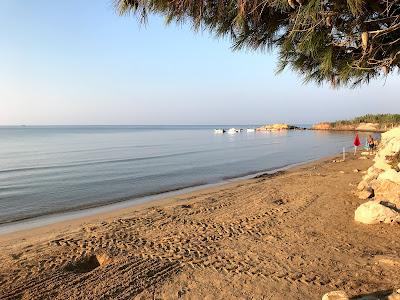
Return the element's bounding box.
[214,129,225,134]
[227,128,238,134]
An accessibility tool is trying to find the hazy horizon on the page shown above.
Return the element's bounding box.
[0,120,393,127]
[1,1,399,126]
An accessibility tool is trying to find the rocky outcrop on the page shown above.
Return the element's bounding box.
[256,123,289,131]
[312,122,392,132]
[356,122,381,131]
[378,169,400,184]
[256,124,305,131]
[373,180,400,205]
[355,127,400,224]
[312,122,332,130]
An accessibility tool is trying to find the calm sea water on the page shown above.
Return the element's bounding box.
[0,125,372,225]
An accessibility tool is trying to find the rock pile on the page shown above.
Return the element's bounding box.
[255,124,307,131]
[355,127,400,225]
[256,123,290,131]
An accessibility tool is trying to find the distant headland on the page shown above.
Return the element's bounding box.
[213,115,399,134]
[312,114,400,132]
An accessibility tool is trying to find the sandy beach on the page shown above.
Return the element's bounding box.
[1,153,399,300]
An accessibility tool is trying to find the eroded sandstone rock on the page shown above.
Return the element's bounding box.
[388,289,400,300]
[373,180,400,207]
[378,169,400,185]
[357,180,369,191]
[354,200,400,225]
[357,190,374,200]
[322,290,349,300]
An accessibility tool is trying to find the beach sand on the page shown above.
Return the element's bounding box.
[1,154,399,299]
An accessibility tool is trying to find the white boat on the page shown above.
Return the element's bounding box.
[214,129,225,134]
[246,128,255,133]
[227,128,238,134]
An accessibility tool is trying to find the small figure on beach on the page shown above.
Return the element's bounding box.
[367,135,375,151]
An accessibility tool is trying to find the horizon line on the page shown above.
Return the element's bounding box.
[0,123,315,127]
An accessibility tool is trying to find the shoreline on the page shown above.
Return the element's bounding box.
[311,128,386,133]
[1,152,399,299]
[0,157,323,236]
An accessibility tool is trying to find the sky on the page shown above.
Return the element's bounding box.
[0,0,399,125]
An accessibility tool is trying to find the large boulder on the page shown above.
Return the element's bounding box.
[378,169,400,185]
[354,200,400,225]
[388,289,400,300]
[382,127,400,143]
[321,290,349,300]
[357,167,383,193]
[362,167,383,184]
[373,180,400,207]
[373,159,392,171]
[373,130,400,168]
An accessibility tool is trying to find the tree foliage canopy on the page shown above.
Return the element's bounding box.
[116,0,400,88]
[332,114,400,126]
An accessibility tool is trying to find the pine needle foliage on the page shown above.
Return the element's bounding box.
[115,0,400,88]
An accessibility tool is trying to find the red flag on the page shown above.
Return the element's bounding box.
[354,133,361,147]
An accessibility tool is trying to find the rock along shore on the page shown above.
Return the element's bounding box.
[312,122,396,132]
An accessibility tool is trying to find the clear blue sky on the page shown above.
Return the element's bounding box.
[1,0,399,125]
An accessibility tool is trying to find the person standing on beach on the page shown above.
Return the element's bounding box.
[367,135,375,151]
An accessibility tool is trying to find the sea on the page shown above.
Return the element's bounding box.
[0,125,377,232]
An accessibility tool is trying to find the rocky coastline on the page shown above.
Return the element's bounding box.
[256,122,396,133]
[312,122,397,133]
[354,127,400,225]
[323,126,400,300]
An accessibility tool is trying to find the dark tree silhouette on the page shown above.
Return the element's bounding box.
[116,0,400,88]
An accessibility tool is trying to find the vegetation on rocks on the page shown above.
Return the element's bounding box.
[116,0,400,88]
[331,114,400,127]
[313,114,400,131]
